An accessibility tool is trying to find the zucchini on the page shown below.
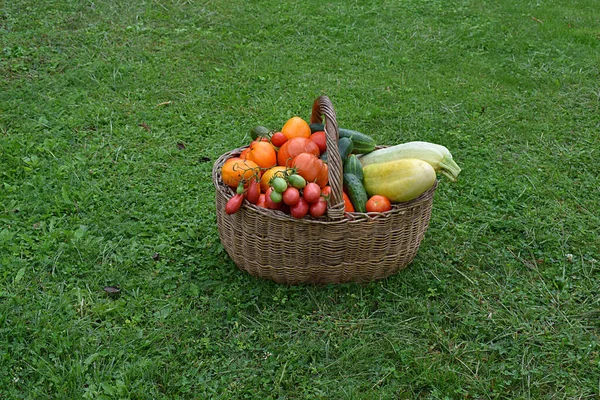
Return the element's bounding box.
[343,173,368,213]
[358,141,461,182]
[309,123,376,154]
[362,159,436,203]
[343,154,364,181]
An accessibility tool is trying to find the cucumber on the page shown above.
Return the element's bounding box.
[309,123,375,154]
[320,137,353,164]
[343,173,368,213]
[343,154,364,181]
[338,137,354,160]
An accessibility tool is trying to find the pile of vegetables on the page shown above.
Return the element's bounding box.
[221,115,461,218]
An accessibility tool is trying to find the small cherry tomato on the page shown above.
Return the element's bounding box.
[270,189,283,203]
[309,197,327,218]
[245,177,261,204]
[287,174,306,189]
[236,181,245,195]
[290,197,309,219]
[225,194,244,214]
[366,195,392,213]
[282,186,300,206]
[264,188,281,210]
[302,182,321,204]
[270,131,288,147]
[271,177,288,193]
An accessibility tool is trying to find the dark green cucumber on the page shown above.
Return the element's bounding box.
[338,137,354,160]
[309,123,325,133]
[321,137,353,164]
[343,154,364,181]
[309,123,375,154]
[343,173,368,213]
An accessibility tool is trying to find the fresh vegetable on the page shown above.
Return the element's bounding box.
[291,153,327,186]
[245,178,261,204]
[362,159,436,203]
[264,188,282,210]
[282,187,300,206]
[320,137,353,164]
[246,140,277,168]
[225,194,244,214]
[302,182,321,204]
[309,197,328,218]
[343,154,364,181]
[221,158,260,188]
[271,177,288,193]
[358,141,461,182]
[270,189,283,203]
[309,131,327,154]
[287,173,306,189]
[310,123,376,154]
[281,116,311,140]
[277,137,320,167]
[365,195,392,213]
[343,173,368,212]
[290,198,309,218]
[270,131,288,147]
[260,166,288,192]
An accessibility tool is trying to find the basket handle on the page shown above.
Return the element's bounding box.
[310,96,345,220]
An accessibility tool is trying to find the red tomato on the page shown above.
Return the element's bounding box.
[264,188,281,210]
[315,162,328,188]
[225,194,244,214]
[256,194,267,208]
[302,182,321,204]
[366,195,392,213]
[290,197,309,219]
[282,187,300,206]
[245,177,261,204]
[309,131,327,154]
[277,137,320,167]
[309,197,327,218]
[270,132,288,147]
[292,153,327,185]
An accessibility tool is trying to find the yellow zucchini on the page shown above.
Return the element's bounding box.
[362,159,436,203]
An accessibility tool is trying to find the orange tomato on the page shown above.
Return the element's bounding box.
[277,137,320,167]
[260,166,288,192]
[246,140,277,169]
[292,153,327,187]
[221,158,261,188]
[239,148,250,159]
[366,195,392,213]
[281,116,311,140]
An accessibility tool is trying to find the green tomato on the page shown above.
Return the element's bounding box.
[287,174,306,189]
[271,177,288,193]
[270,189,283,203]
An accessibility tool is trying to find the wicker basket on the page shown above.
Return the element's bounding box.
[212,96,437,284]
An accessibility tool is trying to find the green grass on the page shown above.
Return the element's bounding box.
[1,0,599,398]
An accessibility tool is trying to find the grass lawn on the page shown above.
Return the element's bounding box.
[1,0,599,398]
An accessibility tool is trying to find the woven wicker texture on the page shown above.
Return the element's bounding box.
[213,96,437,284]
